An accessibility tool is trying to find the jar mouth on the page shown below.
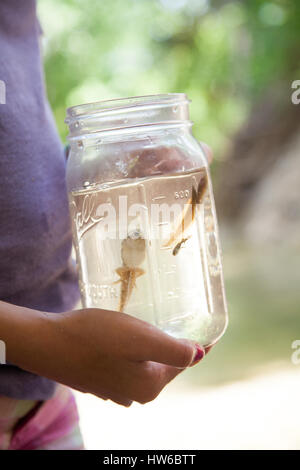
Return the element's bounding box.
[65,93,189,120]
[65,93,191,140]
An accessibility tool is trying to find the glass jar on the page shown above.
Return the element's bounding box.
[65,94,228,347]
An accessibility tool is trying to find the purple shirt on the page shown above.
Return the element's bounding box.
[0,0,79,399]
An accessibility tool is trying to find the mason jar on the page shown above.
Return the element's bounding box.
[65,94,228,347]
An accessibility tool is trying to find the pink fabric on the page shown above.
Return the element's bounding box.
[0,385,84,450]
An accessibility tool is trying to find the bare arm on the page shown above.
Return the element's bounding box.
[0,302,204,407]
[0,143,211,407]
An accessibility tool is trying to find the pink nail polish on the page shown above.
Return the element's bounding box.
[191,344,205,366]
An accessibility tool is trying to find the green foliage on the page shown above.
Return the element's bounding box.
[38,0,299,153]
[37,1,300,385]
[181,245,300,386]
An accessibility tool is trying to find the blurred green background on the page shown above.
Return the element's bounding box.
[38,0,300,387]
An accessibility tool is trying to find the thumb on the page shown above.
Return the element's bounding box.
[133,325,205,368]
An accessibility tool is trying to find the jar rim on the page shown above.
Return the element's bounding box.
[65,93,189,122]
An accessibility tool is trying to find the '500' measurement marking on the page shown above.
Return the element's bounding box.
[174,189,190,199]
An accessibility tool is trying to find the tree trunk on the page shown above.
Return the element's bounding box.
[215,82,300,223]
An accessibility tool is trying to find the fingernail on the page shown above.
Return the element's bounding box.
[190,344,205,366]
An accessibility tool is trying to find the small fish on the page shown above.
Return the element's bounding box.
[164,174,208,250]
[114,232,146,312]
[172,237,190,256]
[114,266,145,312]
[192,175,207,219]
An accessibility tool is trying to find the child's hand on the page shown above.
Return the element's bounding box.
[0,143,212,407]
[31,308,204,407]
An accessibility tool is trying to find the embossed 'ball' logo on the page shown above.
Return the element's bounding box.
[70,193,104,240]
